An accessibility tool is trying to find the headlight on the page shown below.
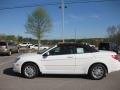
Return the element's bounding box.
[14,57,20,63]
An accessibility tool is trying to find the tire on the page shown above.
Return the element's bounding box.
[8,51,12,56]
[22,63,39,79]
[16,49,19,53]
[88,64,107,80]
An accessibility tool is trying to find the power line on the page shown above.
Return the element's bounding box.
[0,2,60,10]
[65,0,120,4]
[0,0,120,11]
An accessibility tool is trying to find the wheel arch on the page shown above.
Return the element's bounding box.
[21,61,41,74]
[88,62,108,74]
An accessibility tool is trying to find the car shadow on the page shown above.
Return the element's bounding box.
[3,68,22,77]
[0,54,8,56]
[3,68,90,80]
[0,53,16,56]
[40,74,90,80]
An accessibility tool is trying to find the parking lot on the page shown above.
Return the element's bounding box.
[0,53,120,90]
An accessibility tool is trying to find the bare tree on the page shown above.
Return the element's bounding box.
[25,7,52,50]
[107,25,120,45]
[107,25,117,42]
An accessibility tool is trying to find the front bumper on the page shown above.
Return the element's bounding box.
[13,63,21,73]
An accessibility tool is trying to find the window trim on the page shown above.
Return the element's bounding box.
[75,45,98,54]
[48,45,76,56]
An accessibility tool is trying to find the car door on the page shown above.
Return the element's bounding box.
[41,45,76,74]
[75,45,96,74]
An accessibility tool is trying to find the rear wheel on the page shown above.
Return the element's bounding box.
[88,64,107,80]
[22,63,39,79]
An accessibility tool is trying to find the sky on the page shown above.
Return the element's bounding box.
[0,0,120,40]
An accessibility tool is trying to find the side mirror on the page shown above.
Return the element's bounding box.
[43,52,49,57]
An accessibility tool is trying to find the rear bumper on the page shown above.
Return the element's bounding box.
[0,50,9,54]
[109,61,120,73]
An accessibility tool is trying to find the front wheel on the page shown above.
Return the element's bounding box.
[16,49,19,53]
[8,51,12,56]
[88,64,107,80]
[22,63,39,79]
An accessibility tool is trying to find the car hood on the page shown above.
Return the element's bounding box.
[18,53,42,59]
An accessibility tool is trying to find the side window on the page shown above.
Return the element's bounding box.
[8,42,12,46]
[49,47,61,55]
[84,45,98,53]
[61,46,75,54]
[76,47,84,54]
[49,46,75,55]
[75,45,95,54]
[8,42,15,46]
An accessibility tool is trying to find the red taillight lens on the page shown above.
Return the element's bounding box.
[112,55,119,61]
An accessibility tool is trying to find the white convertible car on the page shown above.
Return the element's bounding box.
[13,43,120,80]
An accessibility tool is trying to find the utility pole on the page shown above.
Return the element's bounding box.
[75,28,77,43]
[61,0,65,43]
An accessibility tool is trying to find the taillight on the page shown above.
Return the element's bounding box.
[112,55,119,61]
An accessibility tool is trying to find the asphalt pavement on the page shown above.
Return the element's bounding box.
[0,53,120,90]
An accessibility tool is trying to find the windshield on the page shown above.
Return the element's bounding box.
[37,46,53,54]
[35,45,38,46]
